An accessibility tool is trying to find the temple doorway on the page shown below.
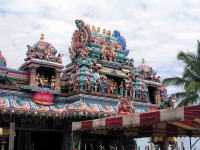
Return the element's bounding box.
[31,131,63,150]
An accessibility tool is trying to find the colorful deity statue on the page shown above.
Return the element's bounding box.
[50,76,55,90]
[153,91,161,105]
[160,95,177,109]
[129,83,136,98]
[24,47,37,61]
[73,77,78,91]
[107,50,113,61]
[85,77,91,91]
[57,54,64,63]
[117,96,135,115]
[95,79,100,92]
[81,47,90,61]
[66,78,74,92]
[119,81,124,96]
[100,76,107,93]
[36,73,44,88]
[106,79,111,94]
[102,49,107,60]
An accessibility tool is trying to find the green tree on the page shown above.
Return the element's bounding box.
[162,41,200,107]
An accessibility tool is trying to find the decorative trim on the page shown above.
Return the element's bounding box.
[0,66,27,75]
[31,87,61,95]
[19,59,64,71]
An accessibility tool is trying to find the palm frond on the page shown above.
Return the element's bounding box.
[177,51,200,76]
[186,81,200,94]
[162,77,188,88]
[177,93,199,107]
[182,66,199,82]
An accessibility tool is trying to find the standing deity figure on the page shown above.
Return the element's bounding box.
[85,77,91,91]
[140,86,145,99]
[95,80,100,92]
[73,77,78,91]
[107,50,113,61]
[135,87,140,98]
[102,49,107,60]
[50,76,55,90]
[119,81,124,96]
[100,76,107,93]
[36,73,44,88]
[106,79,111,94]
[153,91,161,105]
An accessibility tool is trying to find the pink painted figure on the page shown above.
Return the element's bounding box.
[117,97,135,115]
[57,54,64,63]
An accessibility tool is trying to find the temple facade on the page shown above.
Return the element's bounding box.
[0,20,175,150]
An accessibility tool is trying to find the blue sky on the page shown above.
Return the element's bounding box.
[1,0,200,148]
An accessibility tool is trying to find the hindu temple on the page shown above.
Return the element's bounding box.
[0,20,176,150]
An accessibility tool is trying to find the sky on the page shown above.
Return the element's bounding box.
[1,0,200,148]
[1,0,200,95]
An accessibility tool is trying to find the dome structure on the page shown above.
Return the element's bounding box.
[137,58,156,75]
[0,51,7,66]
[26,34,57,56]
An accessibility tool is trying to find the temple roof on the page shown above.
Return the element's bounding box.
[0,97,117,117]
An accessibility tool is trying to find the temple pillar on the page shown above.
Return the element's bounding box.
[55,70,61,91]
[29,66,38,88]
[0,141,6,150]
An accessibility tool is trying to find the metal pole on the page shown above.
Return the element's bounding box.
[71,132,74,150]
[189,136,192,150]
[8,122,15,150]
[191,138,200,148]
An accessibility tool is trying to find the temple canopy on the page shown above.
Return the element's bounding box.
[72,104,200,137]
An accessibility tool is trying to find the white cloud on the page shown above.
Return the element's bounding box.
[0,0,200,95]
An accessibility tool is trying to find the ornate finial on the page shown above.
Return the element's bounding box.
[97,27,100,33]
[142,58,145,64]
[107,30,111,36]
[40,33,44,40]
[102,28,106,35]
[92,25,96,32]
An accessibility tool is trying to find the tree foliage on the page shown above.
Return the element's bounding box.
[162,41,200,107]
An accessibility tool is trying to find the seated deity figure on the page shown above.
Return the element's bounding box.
[57,54,64,63]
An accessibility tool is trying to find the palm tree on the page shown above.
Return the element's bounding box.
[162,41,200,107]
